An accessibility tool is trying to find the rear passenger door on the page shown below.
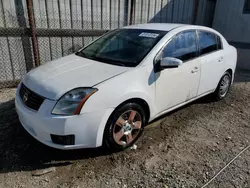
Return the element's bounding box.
[197,31,225,96]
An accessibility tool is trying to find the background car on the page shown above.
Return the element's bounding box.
[15,23,237,151]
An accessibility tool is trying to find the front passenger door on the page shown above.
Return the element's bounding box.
[155,31,201,113]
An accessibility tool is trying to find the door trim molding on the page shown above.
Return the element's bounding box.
[150,89,214,122]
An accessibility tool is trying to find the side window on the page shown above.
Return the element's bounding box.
[198,31,218,55]
[162,31,197,62]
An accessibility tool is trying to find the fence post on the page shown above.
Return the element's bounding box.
[26,0,39,67]
[129,0,135,25]
[14,0,34,71]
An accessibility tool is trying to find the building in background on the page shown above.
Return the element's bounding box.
[0,0,249,88]
[213,0,250,70]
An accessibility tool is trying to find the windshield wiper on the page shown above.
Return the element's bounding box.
[75,51,87,58]
[91,56,126,66]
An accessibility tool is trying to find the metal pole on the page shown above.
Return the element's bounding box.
[26,0,39,67]
[129,0,135,25]
[15,0,34,71]
[1,0,14,80]
[101,0,103,29]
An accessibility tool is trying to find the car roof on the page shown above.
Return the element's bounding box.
[123,23,188,31]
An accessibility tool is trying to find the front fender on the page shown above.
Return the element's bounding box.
[80,66,157,118]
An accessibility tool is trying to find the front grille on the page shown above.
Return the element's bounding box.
[19,83,45,111]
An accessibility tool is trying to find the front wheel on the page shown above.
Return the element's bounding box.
[103,103,146,152]
[213,71,232,101]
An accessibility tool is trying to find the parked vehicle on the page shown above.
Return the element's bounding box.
[15,23,237,151]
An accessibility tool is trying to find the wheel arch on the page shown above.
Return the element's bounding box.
[100,97,151,149]
[114,98,151,123]
[225,68,234,84]
[226,68,233,76]
[217,69,233,88]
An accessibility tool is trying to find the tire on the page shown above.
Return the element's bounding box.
[103,102,146,152]
[213,71,232,101]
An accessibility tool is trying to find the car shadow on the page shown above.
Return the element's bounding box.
[0,74,241,174]
[2,97,202,174]
[0,99,111,174]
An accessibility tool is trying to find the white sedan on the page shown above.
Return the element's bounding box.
[15,23,237,151]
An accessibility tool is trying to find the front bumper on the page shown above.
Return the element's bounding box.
[15,87,113,150]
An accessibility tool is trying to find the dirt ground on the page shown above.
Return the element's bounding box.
[0,70,250,188]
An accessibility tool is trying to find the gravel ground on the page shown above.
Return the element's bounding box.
[0,70,250,188]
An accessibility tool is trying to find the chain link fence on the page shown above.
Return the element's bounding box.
[0,1,30,88]
[0,0,208,89]
[0,0,134,88]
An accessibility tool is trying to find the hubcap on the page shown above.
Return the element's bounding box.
[219,75,230,97]
[113,110,142,146]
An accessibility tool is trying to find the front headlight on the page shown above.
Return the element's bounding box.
[52,88,98,115]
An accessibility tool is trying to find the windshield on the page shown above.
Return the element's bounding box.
[76,29,167,67]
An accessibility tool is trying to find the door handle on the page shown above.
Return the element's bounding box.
[191,66,199,73]
[218,57,223,62]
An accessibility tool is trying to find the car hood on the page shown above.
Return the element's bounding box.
[23,54,130,100]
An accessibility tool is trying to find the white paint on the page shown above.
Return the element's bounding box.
[155,57,201,113]
[22,54,131,100]
[16,23,237,149]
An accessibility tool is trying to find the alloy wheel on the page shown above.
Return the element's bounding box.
[113,110,142,146]
[219,75,231,97]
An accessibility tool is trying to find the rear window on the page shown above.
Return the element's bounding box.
[198,31,220,55]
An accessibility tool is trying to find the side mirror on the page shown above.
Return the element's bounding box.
[160,57,183,68]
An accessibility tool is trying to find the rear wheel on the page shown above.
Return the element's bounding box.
[103,103,146,152]
[213,71,232,101]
